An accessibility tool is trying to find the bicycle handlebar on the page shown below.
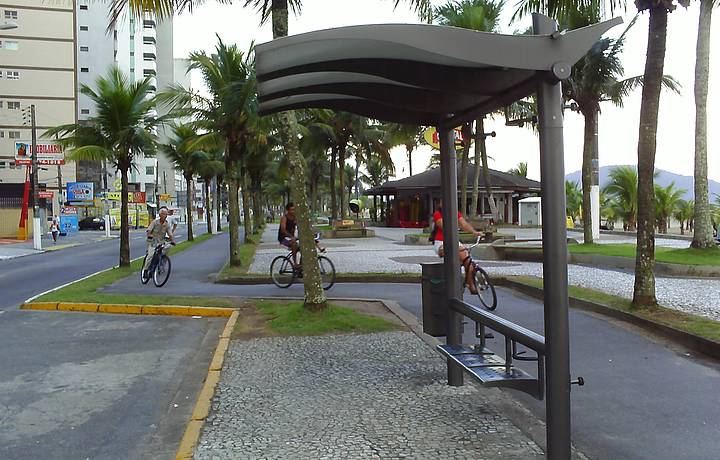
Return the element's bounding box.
[463,235,483,250]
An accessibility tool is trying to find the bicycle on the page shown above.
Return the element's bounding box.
[462,235,497,311]
[270,234,336,290]
[140,241,174,287]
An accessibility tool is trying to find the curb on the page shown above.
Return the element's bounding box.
[176,310,239,459]
[21,302,235,318]
[216,274,422,285]
[496,278,720,361]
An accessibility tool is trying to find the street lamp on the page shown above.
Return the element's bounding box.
[0,22,18,30]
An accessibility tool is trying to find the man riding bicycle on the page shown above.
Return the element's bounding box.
[432,199,483,295]
[143,206,176,277]
[278,202,325,267]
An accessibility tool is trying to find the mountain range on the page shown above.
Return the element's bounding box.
[565,166,720,202]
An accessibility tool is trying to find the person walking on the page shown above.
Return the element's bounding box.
[50,217,60,244]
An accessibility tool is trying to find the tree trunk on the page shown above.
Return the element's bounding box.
[459,122,471,215]
[330,146,337,220]
[692,0,714,249]
[186,176,194,241]
[119,165,130,267]
[581,108,597,244]
[471,117,482,218]
[241,173,252,243]
[407,145,413,176]
[479,118,499,220]
[205,180,212,234]
[252,183,263,235]
[216,178,223,232]
[272,0,327,310]
[338,145,347,219]
[633,7,667,307]
[354,153,361,200]
[227,175,241,266]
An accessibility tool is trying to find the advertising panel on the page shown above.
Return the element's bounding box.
[66,182,94,204]
[14,141,65,165]
[59,206,78,233]
[106,191,147,203]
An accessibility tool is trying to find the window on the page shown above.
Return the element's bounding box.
[0,161,6,169]
[80,67,89,72]
[143,69,155,77]
[80,109,90,115]
[0,102,3,108]
[80,26,88,31]
[1,40,18,51]
[79,4,88,9]
[143,37,156,45]
[7,101,20,110]
[8,131,20,138]
[80,46,89,52]
[6,71,19,80]
[146,166,154,176]
[4,10,18,20]
[0,130,4,137]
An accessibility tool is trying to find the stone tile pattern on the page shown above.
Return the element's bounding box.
[195,332,543,459]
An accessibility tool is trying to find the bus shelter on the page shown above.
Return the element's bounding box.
[255,14,620,459]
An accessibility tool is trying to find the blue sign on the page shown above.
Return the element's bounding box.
[66,182,94,204]
[60,206,78,233]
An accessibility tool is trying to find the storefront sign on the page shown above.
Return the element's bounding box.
[66,182,94,203]
[107,191,147,203]
[159,194,171,201]
[422,127,465,150]
[14,141,65,165]
[38,191,54,199]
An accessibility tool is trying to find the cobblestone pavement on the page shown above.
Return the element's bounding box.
[250,225,719,321]
[195,332,543,459]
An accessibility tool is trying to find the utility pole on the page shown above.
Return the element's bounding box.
[102,160,110,236]
[25,104,42,250]
[57,164,62,217]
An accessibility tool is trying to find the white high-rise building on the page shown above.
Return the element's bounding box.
[75,3,178,204]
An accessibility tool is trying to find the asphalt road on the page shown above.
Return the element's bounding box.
[0,224,226,460]
[104,235,720,460]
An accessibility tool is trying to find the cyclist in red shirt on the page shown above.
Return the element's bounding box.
[432,199,484,294]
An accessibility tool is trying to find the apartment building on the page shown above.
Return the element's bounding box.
[0,0,77,221]
[75,3,177,205]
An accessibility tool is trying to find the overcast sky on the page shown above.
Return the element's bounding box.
[174,0,719,185]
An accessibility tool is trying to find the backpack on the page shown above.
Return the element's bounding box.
[428,223,438,243]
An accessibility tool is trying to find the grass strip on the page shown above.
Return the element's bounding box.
[569,243,720,267]
[507,275,720,342]
[36,232,234,306]
[217,241,260,279]
[254,300,400,336]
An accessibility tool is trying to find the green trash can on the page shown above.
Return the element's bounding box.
[421,262,447,337]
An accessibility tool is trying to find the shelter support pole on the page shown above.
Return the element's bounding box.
[439,126,463,387]
[533,13,571,460]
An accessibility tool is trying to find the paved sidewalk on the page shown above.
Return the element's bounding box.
[196,331,543,459]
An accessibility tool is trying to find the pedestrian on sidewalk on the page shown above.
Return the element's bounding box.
[50,217,60,244]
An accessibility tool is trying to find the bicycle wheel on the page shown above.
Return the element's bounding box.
[140,256,150,284]
[270,255,294,288]
[318,255,336,290]
[153,255,172,287]
[472,266,497,311]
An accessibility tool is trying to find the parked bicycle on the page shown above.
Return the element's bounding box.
[270,234,336,290]
[462,236,497,310]
[141,241,174,287]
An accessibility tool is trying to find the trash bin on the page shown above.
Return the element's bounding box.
[421,262,447,337]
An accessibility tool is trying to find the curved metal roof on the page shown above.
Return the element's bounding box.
[256,16,621,127]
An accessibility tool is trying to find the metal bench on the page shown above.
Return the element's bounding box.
[437,298,547,400]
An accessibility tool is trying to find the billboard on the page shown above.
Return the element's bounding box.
[14,141,65,165]
[66,182,94,204]
[422,127,465,150]
[106,191,146,203]
[59,206,78,233]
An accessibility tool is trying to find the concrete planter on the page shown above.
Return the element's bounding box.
[570,253,720,278]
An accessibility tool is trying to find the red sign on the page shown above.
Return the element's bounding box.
[132,192,146,204]
[14,142,65,165]
[38,191,54,199]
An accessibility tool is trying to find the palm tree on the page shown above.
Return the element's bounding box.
[565,180,582,223]
[692,0,718,248]
[386,123,424,176]
[434,0,504,219]
[160,125,208,241]
[507,162,528,178]
[563,11,679,245]
[343,164,356,205]
[673,199,693,236]
[603,166,638,231]
[45,67,158,267]
[197,149,225,235]
[157,37,256,267]
[654,182,685,234]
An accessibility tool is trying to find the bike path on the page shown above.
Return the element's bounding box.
[101,234,720,460]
